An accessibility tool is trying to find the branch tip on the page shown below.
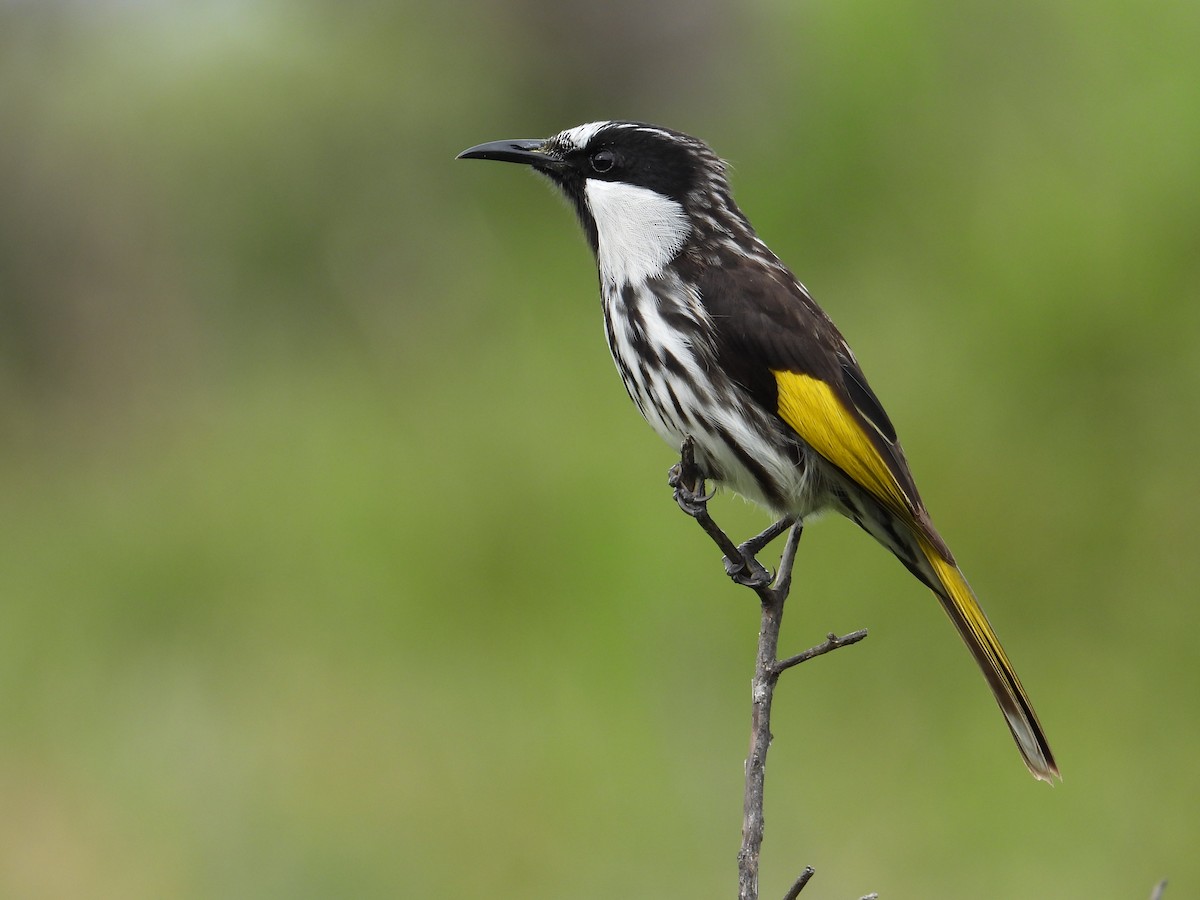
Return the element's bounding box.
[781,866,815,900]
[773,628,869,676]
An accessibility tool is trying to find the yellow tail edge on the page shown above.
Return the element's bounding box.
[917,535,1060,783]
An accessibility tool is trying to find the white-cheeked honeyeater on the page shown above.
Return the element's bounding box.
[459,121,1057,783]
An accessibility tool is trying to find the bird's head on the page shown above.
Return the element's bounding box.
[459,121,748,285]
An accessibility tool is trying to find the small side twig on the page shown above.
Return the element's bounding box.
[774,630,870,676]
[781,867,815,900]
[668,437,870,900]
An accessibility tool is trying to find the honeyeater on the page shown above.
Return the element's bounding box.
[458,121,1058,782]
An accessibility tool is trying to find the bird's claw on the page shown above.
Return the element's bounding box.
[668,464,713,517]
[724,554,773,589]
[667,462,684,490]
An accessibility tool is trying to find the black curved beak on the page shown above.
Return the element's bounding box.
[456,138,559,170]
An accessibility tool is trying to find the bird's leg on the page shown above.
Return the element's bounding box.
[668,438,763,586]
[669,438,775,589]
[737,516,797,562]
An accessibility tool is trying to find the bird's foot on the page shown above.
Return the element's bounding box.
[723,553,773,589]
[668,462,714,518]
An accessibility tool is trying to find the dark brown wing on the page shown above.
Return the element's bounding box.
[683,254,941,542]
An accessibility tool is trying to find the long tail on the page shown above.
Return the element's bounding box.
[911,532,1059,782]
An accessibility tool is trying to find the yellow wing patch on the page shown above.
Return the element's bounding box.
[773,370,911,517]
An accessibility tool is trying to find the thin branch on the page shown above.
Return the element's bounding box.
[781,867,815,900]
[769,521,804,599]
[667,437,870,900]
[1149,881,1167,900]
[738,548,789,900]
[774,630,870,677]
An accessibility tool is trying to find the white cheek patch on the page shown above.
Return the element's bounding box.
[584,179,691,287]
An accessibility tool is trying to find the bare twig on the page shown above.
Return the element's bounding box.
[774,630,870,676]
[781,867,815,900]
[668,437,870,900]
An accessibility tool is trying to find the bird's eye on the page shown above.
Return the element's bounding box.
[590,150,616,173]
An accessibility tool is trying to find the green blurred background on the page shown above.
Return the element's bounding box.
[2,1,1197,897]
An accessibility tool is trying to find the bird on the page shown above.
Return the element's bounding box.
[458,120,1058,782]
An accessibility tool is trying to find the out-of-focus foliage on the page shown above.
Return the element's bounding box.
[1,1,1197,896]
